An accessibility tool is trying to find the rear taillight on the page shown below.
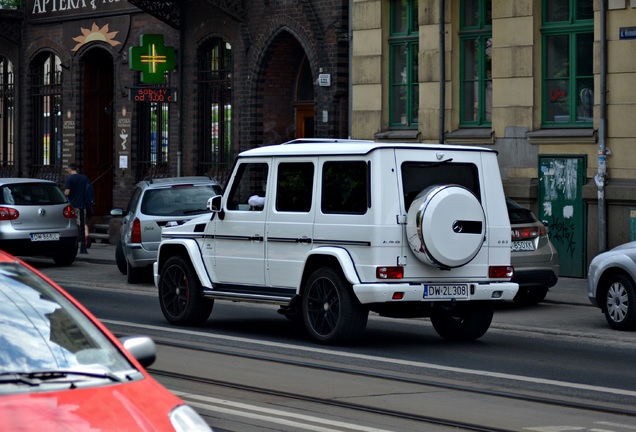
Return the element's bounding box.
[0,207,19,221]
[376,266,404,279]
[131,217,142,243]
[63,205,76,219]
[489,266,514,279]
[511,226,546,241]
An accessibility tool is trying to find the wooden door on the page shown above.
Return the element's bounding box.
[82,50,114,218]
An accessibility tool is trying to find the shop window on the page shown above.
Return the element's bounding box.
[136,72,170,180]
[460,0,492,127]
[0,57,14,176]
[389,0,419,129]
[30,53,63,176]
[198,38,232,180]
[541,0,593,127]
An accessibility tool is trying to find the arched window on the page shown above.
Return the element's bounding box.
[198,38,232,179]
[30,52,63,172]
[0,56,15,175]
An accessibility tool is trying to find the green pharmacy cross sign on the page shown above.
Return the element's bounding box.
[129,34,175,84]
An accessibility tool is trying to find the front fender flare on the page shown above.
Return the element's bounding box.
[156,239,214,289]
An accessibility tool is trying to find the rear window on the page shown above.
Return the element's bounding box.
[506,198,538,224]
[401,162,480,210]
[141,184,220,216]
[0,183,68,205]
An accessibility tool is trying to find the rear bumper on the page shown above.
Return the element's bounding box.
[353,281,519,304]
[511,269,558,290]
[0,236,78,257]
[124,243,156,269]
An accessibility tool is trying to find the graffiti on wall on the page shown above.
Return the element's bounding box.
[540,158,579,260]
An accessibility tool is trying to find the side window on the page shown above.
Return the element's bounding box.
[389,0,419,128]
[276,162,314,213]
[460,0,492,127]
[322,161,369,215]
[541,0,593,127]
[227,162,269,211]
[401,162,480,210]
[126,187,142,214]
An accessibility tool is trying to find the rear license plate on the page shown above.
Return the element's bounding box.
[423,284,469,299]
[30,232,60,242]
[511,240,534,252]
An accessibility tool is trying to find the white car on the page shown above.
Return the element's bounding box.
[588,241,636,330]
[154,139,518,344]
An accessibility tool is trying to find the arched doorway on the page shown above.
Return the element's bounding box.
[261,32,313,143]
[81,49,114,218]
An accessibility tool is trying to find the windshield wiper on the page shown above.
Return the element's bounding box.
[0,373,39,386]
[0,370,122,385]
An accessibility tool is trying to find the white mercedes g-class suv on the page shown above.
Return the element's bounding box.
[154,139,518,344]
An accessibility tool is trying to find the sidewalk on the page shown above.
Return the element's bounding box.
[76,241,116,266]
[77,242,591,306]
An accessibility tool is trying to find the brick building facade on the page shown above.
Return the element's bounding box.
[0,0,351,224]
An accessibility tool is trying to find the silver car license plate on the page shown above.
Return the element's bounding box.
[511,240,534,252]
[30,232,60,242]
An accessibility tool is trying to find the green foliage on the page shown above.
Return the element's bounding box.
[0,0,22,9]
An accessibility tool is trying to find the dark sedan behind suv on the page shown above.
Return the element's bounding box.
[507,198,560,305]
[112,176,222,283]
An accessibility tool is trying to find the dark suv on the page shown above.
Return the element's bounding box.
[112,176,222,283]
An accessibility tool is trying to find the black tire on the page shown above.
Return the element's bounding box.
[53,245,77,266]
[127,261,145,284]
[430,301,494,341]
[302,267,368,344]
[159,255,213,326]
[513,287,548,306]
[603,274,636,331]
[115,240,127,275]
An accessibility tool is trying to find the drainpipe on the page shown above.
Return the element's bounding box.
[438,0,445,143]
[177,1,184,177]
[597,0,607,252]
[348,0,353,139]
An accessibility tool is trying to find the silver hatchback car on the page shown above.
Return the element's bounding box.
[112,176,222,283]
[0,178,79,265]
[507,198,560,305]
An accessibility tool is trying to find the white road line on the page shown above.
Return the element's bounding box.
[595,422,636,430]
[104,319,636,398]
[173,391,395,432]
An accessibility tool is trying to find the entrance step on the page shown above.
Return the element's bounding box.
[89,223,110,244]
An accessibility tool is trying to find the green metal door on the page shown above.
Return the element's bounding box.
[538,155,587,278]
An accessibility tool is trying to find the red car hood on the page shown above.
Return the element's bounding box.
[0,376,183,431]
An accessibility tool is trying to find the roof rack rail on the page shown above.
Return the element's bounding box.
[282,138,375,145]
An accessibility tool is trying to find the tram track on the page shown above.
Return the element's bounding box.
[144,337,636,427]
[150,368,513,432]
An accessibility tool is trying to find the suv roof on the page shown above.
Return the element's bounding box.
[239,140,498,158]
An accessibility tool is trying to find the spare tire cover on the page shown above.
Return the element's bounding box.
[406,185,485,268]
